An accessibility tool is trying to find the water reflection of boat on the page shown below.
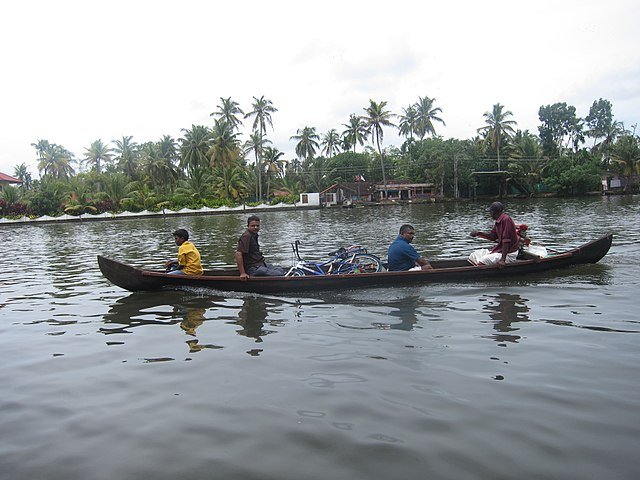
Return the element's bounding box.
[100,291,224,333]
[482,293,530,343]
[99,292,293,354]
[98,234,613,294]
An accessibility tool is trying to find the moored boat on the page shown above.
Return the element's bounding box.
[98,233,613,294]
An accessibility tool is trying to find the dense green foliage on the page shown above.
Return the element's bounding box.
[1,97,638,219]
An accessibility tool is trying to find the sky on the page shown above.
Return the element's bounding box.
[1,0,638,177]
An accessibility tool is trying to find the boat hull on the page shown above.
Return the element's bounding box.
[98,234,613,294]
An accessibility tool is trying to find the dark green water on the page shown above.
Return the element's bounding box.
[1,196,639,480]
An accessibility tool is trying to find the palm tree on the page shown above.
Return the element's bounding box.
[83,139,113,174]
[179,125,212,174]
[122,180,158,211]
[33,141,75,180]
[0,185,20,206]
[321,129,341,158]
[211,165,248,202]
[245,96,278,137]
[511,130,542,159]
[363,100,395,194]
[100,173,129,211]
[140,137,179,192]
[113,136,140,180]
[63,177,97,216]
[175,167,214,201]
[594,120,624,164]
[31,139,52,158]
[290,126,320,162]
[611,134,640,190]
[279,174,302,197]
[211,97,245,132]
[342,114,369,153]
[13,163,32,193]
[245,96,278,200]
[477,103,517,170]
[209,120,242,199]
[262,146,285,199]
[398,105,419,142]
[243,132,272,201]
[414,96,446,139]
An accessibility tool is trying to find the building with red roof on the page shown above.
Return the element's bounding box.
[0,172,23,187]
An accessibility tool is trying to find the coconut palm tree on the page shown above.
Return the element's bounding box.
[342,114,369,153]
[34,141,75,180]
[174,167,214,202]
[290,126,320,162]
[414,96,446,139]
[13,163,32,193]
[31,139,52,158]
[244,96,277,200]
[140,137,179,192]
[112,136,139,180]
[63,177,97,216]
[262,146,285,199]
[245,96,277,137]
[477,103,517,170]
[100,173,129,211]
[594,120,624,164]
[209,120,242,199]
[211,164,247,202]
[398,105,419,142]
[279,174,302,197]
[611,133,640,190]
[179,125,212,174]
[122,180,158,211]
[0,185,20,206]
[83,139,113,174]
[211,97,245,132]
[243,132,272,201]
[363,100,395,194]
[321,129,341,158]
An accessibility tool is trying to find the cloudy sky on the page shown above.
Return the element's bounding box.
[1,0,638,177]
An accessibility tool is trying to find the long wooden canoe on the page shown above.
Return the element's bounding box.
[98,233,613,294]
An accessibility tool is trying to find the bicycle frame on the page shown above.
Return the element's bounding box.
[285,241,368,276]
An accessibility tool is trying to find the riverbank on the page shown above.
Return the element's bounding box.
[0,202,318,226]
[0,190,628,226]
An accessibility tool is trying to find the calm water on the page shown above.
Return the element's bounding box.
[1,196,639,480]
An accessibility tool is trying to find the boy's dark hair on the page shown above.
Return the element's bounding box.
[247,215,261,225]
[399,224,415,235]
[173,228,189,240]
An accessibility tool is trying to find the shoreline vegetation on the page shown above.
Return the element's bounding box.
[1,191,622,226]
[1,96,639,222]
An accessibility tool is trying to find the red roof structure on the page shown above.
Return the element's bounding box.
[0,172,22,184]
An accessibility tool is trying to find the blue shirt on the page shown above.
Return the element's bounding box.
[388,235,420,271]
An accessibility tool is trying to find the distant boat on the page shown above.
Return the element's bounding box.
[98,234,612,294]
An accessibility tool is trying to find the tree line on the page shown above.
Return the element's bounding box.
[1,95,639,218]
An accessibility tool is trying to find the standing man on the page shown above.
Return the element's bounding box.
[165,229,203,275]
[387,224,433,271]
[469,201,519,267]
[236,215,285,279]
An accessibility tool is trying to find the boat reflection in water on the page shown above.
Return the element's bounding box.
[100,291,296,357]
[100,291,227,355]
[235,296,276,356]
[481,293,530,344]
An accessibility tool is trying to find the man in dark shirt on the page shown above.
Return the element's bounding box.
[469,201,519,267]
[236,215,285,279]
[387,224,433,271]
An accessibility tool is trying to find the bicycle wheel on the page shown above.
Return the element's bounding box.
[347,253,382,273]
[285,267,307,277]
